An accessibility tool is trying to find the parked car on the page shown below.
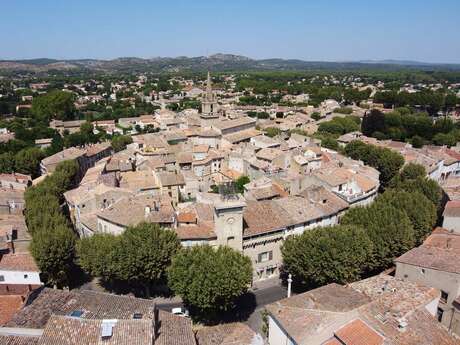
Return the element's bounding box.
[171,307,189,317]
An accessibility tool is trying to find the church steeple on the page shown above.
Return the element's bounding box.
[204,71,214,102]
[201,70,218,119]
[206,71,212,97]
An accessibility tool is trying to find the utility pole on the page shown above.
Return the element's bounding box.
[287,274,292,298]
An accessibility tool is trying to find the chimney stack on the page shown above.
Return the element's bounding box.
[6,235,14,254]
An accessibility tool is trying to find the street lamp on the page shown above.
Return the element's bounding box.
[287,274,292,298]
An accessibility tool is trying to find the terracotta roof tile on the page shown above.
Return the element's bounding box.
[0,335,39,345]
[195,322,259,345]
[334,319,384,345]
[0,253,39,272]
[0,295,24,325]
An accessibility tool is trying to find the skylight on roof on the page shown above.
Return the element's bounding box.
[70,310,83,317]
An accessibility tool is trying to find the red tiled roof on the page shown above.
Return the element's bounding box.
[0,295,24,325]
[177,212,197,224]
[0,252,39,272]
[444,148,460,161]
[335,319,384,345]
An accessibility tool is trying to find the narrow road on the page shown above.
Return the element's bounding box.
[156,284,287,312]
[156,282,288,335]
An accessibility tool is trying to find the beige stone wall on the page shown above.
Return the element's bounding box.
[96,217,126,236]
[243,231,284,281]
[395,262,460,334]
[214,206,244,251]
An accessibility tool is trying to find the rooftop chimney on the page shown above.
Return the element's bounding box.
[397,318,408,332]
[6,236,14,254]
[382,280,389,292]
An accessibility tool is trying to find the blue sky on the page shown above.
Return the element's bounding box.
[1,0,459,63]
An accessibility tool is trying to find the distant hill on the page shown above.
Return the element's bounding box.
[1,53,460,74]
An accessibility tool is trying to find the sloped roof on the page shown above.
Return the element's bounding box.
[195,322,259,345]
[267,275,454,345]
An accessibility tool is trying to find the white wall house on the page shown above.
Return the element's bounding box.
[0,269,41,286]
[0,252,42,287]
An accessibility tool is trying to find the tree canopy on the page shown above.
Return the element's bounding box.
[32,90,76,121]
[281,225,373,289]
[341,202,415,272]
[114,223,181,296]
[77,222,181,297]
[318,116,360,135]
[111,135,133,152]
[361,108,460,146]
[24,160,79,287]
[167,245,252,319]
[375,189,436,245]
[344,140,404,188]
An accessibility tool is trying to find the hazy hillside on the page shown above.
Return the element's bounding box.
[1,54,460,74]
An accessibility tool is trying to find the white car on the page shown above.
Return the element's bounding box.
[171,307,189,317]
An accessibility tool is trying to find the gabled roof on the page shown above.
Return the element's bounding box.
[7,288,154,328]
[37,315,153,345]
[0,295,24,326]
[0,252,39,272]
[0,335,39,345]
[195,322,260,345]
[267,275,454,345]
[333,319,384,345]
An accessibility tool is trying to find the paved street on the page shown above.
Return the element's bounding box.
[155,277,288,335]
[244,283,288,334]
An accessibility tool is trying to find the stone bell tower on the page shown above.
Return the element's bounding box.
[212,185,246,252]
[201,71,219,123]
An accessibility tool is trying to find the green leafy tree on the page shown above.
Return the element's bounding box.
[235,175,250,194]
[111,135,133,152]
[375,147,405,187]
[341,203,415,272]
[24,159,79,287]
[389,163,442,208]
[321,136,339,150]
[168,245,252,319]
[393,176,442,209]
[115,223,181,297]
[334,107,353,114]
[399,163,426,181]
[32,90,76,121]
[311,112,321,121]
[264,127,281,138]
[77,233,120,280]
[432,132,456,147]
[376,190,436,244]
[411,135,425,148]
[0,152,15,173]
[14,147,45,177]
[344,141,404,188]
[318,116,360,135]
[30,226,76,288]
[281,225,373,289]
[362,109,385,136]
